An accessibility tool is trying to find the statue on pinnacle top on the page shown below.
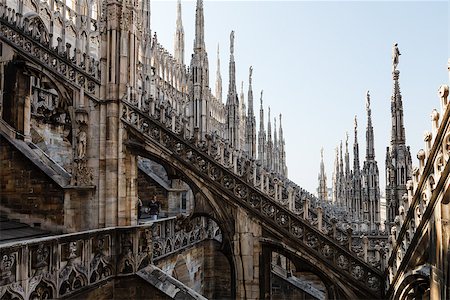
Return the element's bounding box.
[249,66,253,83]
[230,30,235,54]
[392,43,401,71]
[366,90,370,109]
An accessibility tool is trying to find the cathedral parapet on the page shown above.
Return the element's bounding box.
[0,216,220,299]
[385,82,449,297]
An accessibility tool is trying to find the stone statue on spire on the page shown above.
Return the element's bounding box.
[321,147,324,159]
[392,43,401,70]
[366,90,370,110]
[230,30,235,55]
[354,115,357,129]
[260,90,263,105]
[249,66,253,83]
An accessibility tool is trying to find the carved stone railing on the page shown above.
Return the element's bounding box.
[151,216,222,260]
[0,3,100,96]
[0,217,217,299]
[385,85,449,295]
[121,99,383,296]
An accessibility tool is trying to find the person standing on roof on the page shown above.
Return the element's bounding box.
[148,196,161,221]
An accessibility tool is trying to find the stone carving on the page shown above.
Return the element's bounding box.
[367,276,380,290]
[77,128,87,159]
[32,244,49,276]
[73,159,93,186]
[322,244,333,258]
[0,254,16,285]
[0,283,25,300]
[438,84,449,100]
[117,234,135,274]
[392,43,400,70]
[351,264,364,280]
[337,255,348,269]
[137,230,152,271]
[90,237,113,284]
[30,279,54,299]
[59,240,87,295]
[230,30,235,54]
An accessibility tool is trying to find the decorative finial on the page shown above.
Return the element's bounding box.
[321,147,324,160]
[260,90,263,105]
[354,115,357,129]
[392,43,401,70]
[366,90,371,110]
[346,132,349,145]
[249,66,253,83]
[230,30,235,55]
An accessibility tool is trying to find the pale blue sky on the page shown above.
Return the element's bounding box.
[152,0,449,194]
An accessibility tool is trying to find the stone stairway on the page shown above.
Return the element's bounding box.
[271,264,326,300]
[0,215,52,244]
[121,99,383,298]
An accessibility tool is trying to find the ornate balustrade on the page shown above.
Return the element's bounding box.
[385,85,449,294]
[0,3,100,96]
[0,217,218,299]
[151,216,221,260]
[121,98,383,295]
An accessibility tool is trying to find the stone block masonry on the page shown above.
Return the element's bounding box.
[0,136,64,228]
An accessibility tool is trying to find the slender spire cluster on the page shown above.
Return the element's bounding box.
[158,0,288,178]
[329,91,381,231]
[385,43,412,229]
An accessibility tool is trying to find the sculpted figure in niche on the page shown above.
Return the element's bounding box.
[77,128,87,159]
